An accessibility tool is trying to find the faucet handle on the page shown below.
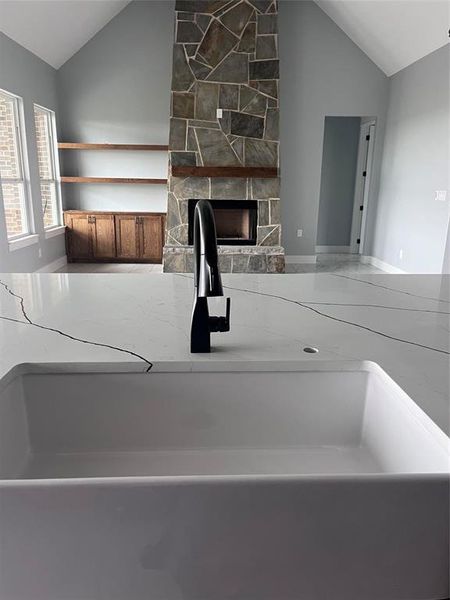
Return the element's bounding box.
[209,297,231,333]
[224,296,231,330]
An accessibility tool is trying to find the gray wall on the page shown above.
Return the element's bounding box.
[316,116,360,247]
[0,32,65,272]
[57,0,174,213]
[279,0,389,256]
[370,45,450,274]
[443,224,450,275]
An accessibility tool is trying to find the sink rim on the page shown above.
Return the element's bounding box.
[1,359,448,487]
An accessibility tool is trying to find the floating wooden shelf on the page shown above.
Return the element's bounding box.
[64,210,166,215]
[61,177,167,185]
[171,166,278,178]
[58,143,168,151]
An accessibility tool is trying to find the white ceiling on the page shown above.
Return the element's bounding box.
[0,0,131,69]
[315,0,449,76]
[0,0,448,73]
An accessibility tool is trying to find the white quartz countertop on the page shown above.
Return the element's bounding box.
[0,272,449,434]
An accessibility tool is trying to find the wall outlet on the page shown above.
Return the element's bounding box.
[399,248,403,260]
[435,190,447,202]
[297,229,303,237]
[216,108,223,119]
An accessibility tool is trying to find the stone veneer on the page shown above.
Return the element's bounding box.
[164,0,284,273]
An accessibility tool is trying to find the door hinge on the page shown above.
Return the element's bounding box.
[366,134,370,141]
[362,170,367,177]
[359,205,363,211]
[357,238,361,244]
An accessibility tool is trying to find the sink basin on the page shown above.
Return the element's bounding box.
[0,361,448,599]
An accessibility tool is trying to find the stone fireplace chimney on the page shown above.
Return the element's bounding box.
[164,0,284,273]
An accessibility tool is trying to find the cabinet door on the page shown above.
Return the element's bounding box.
[115,215,139,260]
[140,215,163,262]
[91,214,116,259]
[65,213,91,260]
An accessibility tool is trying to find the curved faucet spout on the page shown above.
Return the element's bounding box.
[193,199,223,298]
[190,199,230,353]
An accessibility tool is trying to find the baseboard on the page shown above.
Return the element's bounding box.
[315,245,352,254]
[361,255,407,274]
[35,255,68,273]
[285,255,317,264]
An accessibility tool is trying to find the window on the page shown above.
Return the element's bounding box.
[34,104,61,229]
[0,89,31,238]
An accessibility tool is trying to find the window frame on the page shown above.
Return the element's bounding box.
[33,103,62,230]
[0,87,33,241]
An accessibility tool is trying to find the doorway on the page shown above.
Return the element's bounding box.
[316,116,376,255]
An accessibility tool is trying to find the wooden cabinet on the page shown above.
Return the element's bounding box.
[114,215,164,262]
[115,215,139,259]
[64,213,91,259]
[64,211,165,263]
[140,216,163,261]
[91,214,116,259]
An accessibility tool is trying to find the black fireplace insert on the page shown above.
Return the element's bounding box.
[188,199,257,246]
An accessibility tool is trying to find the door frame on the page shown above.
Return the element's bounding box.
[350,119,376,254]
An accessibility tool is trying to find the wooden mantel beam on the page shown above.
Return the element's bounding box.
[171,166,278,179]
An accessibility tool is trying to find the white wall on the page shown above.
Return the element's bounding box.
[0,32,66,272]
[56,0,174,213]
[279,0,389,257]
[371,45,450,274]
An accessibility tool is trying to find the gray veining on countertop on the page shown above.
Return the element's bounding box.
[0,272,448,434]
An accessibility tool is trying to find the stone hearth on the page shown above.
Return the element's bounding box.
[164,0,284,273]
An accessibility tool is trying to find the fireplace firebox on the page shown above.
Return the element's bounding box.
[188,200,257,246]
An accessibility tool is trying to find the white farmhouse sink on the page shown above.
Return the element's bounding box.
[0,361,448,600]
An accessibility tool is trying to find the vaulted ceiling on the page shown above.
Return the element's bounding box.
[0,0,448,74]
[315,0,449,76]
[0,0,131,69]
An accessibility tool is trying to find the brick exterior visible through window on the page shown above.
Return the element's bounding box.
[34,105,60,228]
[0,90,29,237]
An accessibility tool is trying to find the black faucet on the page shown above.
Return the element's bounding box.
[190,199,230,353]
